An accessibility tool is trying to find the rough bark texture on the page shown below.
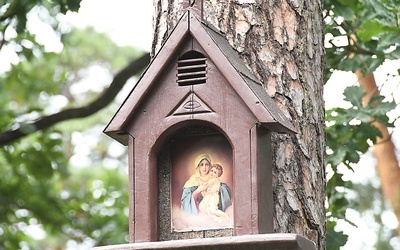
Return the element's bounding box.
[152,0,325,248]
[356,72,400,235]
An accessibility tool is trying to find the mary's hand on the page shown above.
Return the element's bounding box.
[197,183,208,192]
[193,183,207,199]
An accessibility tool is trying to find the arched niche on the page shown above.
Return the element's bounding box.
[155,124,235,241]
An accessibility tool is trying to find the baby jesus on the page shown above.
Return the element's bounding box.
[198,164,230,224]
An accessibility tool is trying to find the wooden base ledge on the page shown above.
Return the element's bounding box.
[93,233,316,250]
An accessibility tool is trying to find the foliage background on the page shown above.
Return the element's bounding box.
[324,0,400,248]
[0,1,150,249]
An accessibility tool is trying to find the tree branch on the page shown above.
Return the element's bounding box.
[356,71,400,235]
[0,53,150,146]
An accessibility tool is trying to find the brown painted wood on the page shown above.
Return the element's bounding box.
[104,12,190,145]
[255,127,273,234]
[93,234,316,250]
[250,125,259,234]
[104,10,298,244]
[128,135,135,242]
[104,11,295,145]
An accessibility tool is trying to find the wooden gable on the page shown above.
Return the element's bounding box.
[104,11,295,145]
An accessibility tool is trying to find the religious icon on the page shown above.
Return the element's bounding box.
[171,134,234,232]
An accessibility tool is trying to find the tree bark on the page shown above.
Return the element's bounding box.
[153,0,325,248]
[356,71,400,235]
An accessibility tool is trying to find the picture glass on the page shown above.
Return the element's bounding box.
[171,134,234,232]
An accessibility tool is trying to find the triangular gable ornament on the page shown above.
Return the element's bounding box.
[169,92,213,116]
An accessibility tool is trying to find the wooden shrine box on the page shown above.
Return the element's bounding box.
[103,6,315,250]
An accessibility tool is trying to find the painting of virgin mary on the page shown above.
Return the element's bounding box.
[171,134,234,231]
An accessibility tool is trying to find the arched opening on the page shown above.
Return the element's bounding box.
[156,124,234,241]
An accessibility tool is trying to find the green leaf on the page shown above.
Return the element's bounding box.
[343,86,365,108]
[346,146,360,163]
[377,34,400,51]
[67,0,82,12]
[333,4,354,21]
[387,46,400,60]
[336,0,359,10]
[326,222,348,250]
[354,124,377,150]
[368,100,396,116]
[327,147,347,166]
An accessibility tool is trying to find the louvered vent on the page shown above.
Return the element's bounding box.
[177,51,207,86]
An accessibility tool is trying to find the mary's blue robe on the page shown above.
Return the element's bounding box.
[181,183,232,215]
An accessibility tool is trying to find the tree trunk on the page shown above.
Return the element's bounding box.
[152,0,326,248]
[356,71,400,235]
